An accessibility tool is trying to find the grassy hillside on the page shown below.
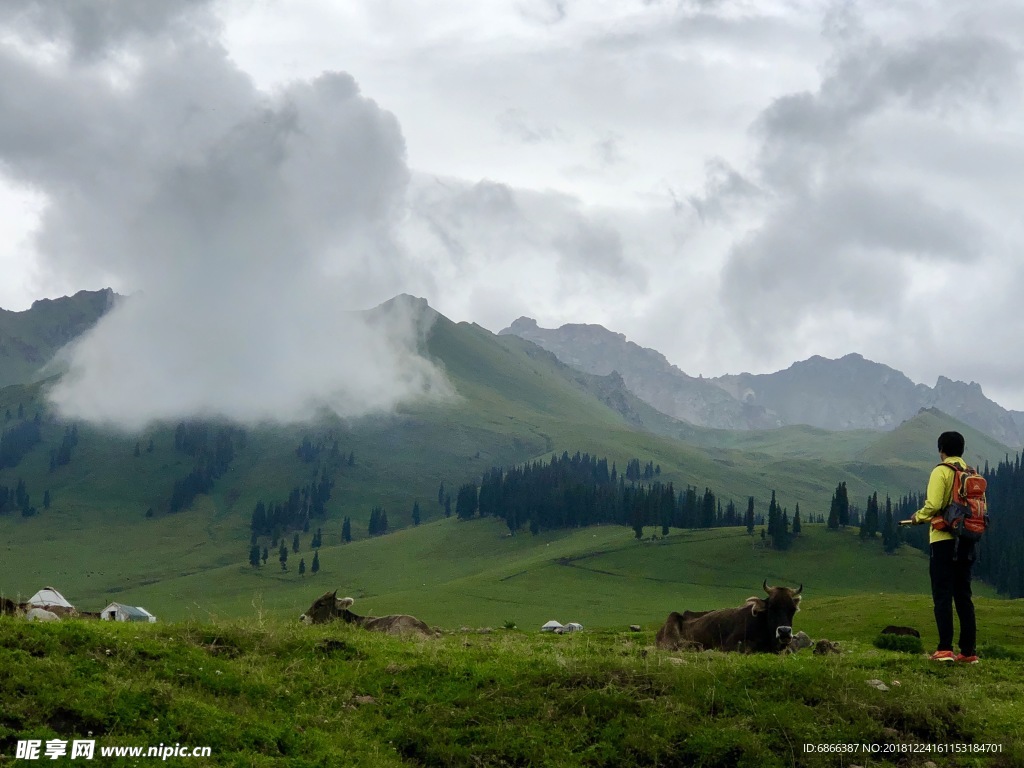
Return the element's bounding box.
[0,289,112,388]
[1,515,1006,636]
[0,304,1013,620]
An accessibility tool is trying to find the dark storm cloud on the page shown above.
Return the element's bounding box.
[0,0,451,428]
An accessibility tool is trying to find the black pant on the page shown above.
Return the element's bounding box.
[930,538,976,655]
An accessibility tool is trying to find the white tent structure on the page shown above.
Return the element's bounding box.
[540,620,563,633]
[556,622,584,634]
[27,587,75,615]
[101,603,157,623]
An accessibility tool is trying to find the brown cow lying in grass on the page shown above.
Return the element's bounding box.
[656,581,803,653]
[299,591,436,637]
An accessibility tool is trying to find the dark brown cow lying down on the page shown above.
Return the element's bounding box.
[299,591,435,637]
[656,580,803,653]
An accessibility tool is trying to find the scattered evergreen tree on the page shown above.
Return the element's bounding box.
[745,497,755,535]
[837,481,850,527]
[444,494,452,518]
[455,483,478,520]
[298,558,306,577]
[412,500,421,526]
[261,546,269,565]
[860,492,879,538]
[438,482,445,505]
[792,504,802,535]
[249,545,261,568]
[342,516,352,543]
[368,507,390,536]
[882,505,899,554]
[292,533,300,553]
[311,550,320,575]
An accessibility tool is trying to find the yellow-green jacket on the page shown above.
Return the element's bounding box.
[911,456,968,544]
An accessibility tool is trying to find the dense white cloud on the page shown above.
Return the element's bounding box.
[0,0,452,428]
[2,0,1024,413]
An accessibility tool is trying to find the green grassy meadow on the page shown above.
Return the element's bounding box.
[2,598,1023,767]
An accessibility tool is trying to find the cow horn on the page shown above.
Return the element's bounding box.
[763,579,771,594]
[795,584,803,595]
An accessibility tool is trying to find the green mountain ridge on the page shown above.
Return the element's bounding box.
[0,297,1012,620]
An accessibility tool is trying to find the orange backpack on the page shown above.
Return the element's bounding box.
[932,462,989,541]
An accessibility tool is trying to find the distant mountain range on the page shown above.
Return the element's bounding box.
[1,291,1020,448]
[501,317,1024,448]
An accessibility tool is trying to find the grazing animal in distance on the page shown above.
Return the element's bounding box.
[656,581,803,653]
[299,591,435,637]
[881,625,920,638]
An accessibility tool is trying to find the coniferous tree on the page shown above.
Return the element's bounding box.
[249,545,261,568]
[412,500,421,526]
[455,483,478,520]
[837,481,850,527]
[767,491,780,545]
[444,494,452,518]
[261,546,269,565]
[312,550,320,575]
[745,497,755,535]
[292,533,300,553]
[882,506,898,554]
[438,482,445,505]
[342,516,352,543]
[43,489,51,510]
[298,558,306,577]
[792,504,801,535]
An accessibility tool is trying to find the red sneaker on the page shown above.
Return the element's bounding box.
[955,653,979,664]
[930,650,955,662]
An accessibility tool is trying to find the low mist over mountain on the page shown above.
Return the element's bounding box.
[501,318,1024,447]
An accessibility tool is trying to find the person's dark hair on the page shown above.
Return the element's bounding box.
[937,431,965,457]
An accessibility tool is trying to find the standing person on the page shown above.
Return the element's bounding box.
[909,431,978,663]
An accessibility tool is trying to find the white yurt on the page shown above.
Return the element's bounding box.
[27,587,75,615]
[540,620,563,633]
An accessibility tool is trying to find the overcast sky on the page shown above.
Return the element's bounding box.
[2,0,1023,419]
